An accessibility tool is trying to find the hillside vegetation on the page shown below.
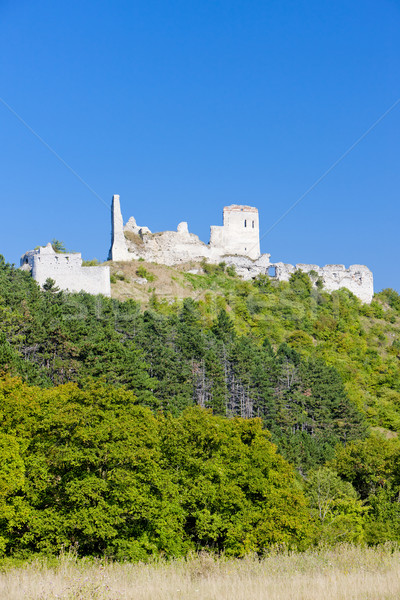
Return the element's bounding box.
[2,255,400,558]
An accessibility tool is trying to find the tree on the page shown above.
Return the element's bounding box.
[211,309,235,343]
[43,278,60,293]
[305,467,367,544]
[289,271,313,298]
[331,436,400,500]
[6,382,186,559]
[161,408,312,555]
[51,239,68,254]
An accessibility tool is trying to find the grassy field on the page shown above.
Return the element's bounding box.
[1,545,400,600]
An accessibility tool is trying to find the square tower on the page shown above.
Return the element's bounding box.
[220,205,260,259]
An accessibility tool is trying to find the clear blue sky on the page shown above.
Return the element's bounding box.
[1,0,399,292]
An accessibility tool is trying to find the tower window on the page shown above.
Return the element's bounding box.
[244,219,247,227]
[252,220,255,228]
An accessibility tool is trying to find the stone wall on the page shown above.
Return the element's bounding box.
[273,262,374,304]
[109,197,262,265]
[21,243,111,296]
[107,195,374,303]
[210,205,260,259]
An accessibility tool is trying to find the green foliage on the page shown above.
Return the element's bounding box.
[253,273,271,291]
[0,257,370,472]
[112,272,128,282]
[200,260,227,276]
[289,270,313,298]
[161,409,311,554]
[0,432,26,555]
[330,436,400,500]
[0,378,311,558]
[136,266,155,282]
[211,309,235,343]
[51,239,68,254]
[305,467,367,544]
[326,435,400,544]
[376,288,400,313]
[43,278,60,293]
[2,255,400,553]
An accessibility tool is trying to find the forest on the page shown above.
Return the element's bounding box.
[2,255,400,559]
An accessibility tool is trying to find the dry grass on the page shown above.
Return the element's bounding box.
[108,260,208,305]
[1,545,400,600]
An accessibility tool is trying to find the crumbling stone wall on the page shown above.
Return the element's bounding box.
[109,196,262,265]
[107,195,374,303]
[108,195,130,261]
[273,262,374,304]
[210,205,260,259]
[21,243,111,296]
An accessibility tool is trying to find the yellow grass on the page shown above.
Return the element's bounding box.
[1,545,400,600]
[108,259,202,305]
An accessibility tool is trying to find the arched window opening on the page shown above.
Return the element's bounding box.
[252,220,255,228]
[244,219,247,227]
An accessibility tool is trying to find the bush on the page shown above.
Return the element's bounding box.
[82,259,100,266]
[200,260,226,275]
[136,266,156,282]
[51,239,68,254]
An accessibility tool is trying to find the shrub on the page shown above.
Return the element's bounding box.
[82,259,100,266]
[136,266,155,282]
[51,239,68,253]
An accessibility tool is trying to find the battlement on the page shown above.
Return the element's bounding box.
[21,243,111,296]
[223,204,258,213]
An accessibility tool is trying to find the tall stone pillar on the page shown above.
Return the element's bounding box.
[108,194,128,261]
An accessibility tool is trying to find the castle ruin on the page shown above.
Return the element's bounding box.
[109,194,374,303]
[19,194,374,303]
[21,243,111,296]
[109,195,262,264]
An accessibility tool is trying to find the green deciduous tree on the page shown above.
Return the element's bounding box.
[306,467,367,544]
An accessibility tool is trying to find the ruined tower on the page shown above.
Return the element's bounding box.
[210,205,260,260]
[108,194,129,261]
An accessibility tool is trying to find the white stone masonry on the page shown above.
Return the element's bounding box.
[108,195,374,303]
[21,243,111,296]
